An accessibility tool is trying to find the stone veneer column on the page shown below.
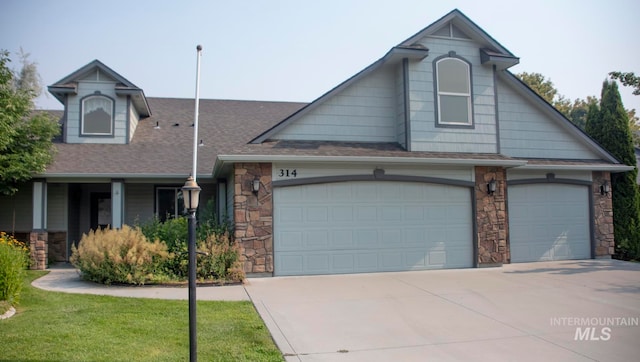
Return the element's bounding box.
[475,166,509,266]
[29,231,48,270]
[234,163,273,275]
[592,171,614,257]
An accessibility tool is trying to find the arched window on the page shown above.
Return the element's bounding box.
[81,95,113,135]
[435,57,472,126]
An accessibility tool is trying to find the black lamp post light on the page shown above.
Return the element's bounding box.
[182,175,200,362]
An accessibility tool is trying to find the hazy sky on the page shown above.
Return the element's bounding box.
[2,0,639,113]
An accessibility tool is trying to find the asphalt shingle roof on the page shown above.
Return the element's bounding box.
[46,98,306,177]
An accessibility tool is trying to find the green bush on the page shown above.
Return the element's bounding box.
[138,207,243,282]
[71,226,169,285]
[140,217,189,278]
[0,232,28,305]
[197,199,234,241]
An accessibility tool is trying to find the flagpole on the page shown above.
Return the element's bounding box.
[192,45,202,181]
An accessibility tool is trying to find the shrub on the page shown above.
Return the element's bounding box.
[71,226,169,285]
[197,199,234,241]
[197,231,244,282]
[140,217,189,278]
[0,232,28,305]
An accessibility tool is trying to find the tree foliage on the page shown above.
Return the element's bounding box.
[518,72,640,145]
[609,71,640,95]
[586,80,640,259]
[0,50,59,196]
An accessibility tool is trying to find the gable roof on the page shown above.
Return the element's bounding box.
[251,9,518,144]
[48,59,151,117]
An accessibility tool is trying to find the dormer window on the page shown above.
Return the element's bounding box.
[81,94,114,136]
[435,55,473,127]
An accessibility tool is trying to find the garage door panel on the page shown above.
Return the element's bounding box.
[274,181,473,275]
[332,206,354,222]
[306,230,329,249]
[509,184,590,262]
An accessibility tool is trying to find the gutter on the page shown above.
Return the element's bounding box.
[36,173,215,180]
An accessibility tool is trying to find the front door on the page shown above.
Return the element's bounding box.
[90,192,111,230]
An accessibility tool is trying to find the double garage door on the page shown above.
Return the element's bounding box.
[273,181,473,276]
[508,184,591,262]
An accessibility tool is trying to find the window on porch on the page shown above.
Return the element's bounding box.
[156,187,184,221]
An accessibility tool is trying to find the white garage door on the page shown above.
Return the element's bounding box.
[508,184,591,262]
[273,181,473,276]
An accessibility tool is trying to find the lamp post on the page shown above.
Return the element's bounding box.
[182,175,200,362]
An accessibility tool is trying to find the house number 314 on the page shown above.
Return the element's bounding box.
[278,169,297,177]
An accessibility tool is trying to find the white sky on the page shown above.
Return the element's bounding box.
[2,0,639,114]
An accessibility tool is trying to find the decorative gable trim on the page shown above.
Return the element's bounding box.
[400,9,517,65]
[250,46,428,144]
[48,60,151,117]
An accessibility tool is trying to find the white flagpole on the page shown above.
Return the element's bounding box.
[192,45,202,181]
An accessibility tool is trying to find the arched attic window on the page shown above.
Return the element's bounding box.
[81,94,114,136]
[435,56,473,127]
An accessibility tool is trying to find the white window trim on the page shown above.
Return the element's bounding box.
[435,57,473,126]
[81,95,114,136]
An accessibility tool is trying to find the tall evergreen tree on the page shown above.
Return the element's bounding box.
[586,80,640,259]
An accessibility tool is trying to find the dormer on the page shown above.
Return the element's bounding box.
[48,60,151,144]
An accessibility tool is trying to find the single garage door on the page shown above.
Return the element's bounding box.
[508,184,591,262]
[273,181,473,276]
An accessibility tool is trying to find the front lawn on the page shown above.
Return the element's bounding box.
[0,271,283,361]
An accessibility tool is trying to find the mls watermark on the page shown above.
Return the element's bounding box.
[550,317,639,341]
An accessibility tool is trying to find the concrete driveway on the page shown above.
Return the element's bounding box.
[244,260,640,361]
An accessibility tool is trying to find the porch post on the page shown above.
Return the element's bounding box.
[30,180,48,269]
[111,179,124,229]
[32,180,47,230]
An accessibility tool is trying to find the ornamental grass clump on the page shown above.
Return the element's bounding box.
[0,232,29,306]
[71,225,169,285]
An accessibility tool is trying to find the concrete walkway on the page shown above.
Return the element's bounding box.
[31,265,249,301]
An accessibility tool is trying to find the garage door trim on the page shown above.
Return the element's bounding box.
[273,173,475,188]
[507,175,594,260]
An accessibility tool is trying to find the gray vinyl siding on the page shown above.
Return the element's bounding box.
[47,183,68,231]
[408,36,497,153]
[65,81,128,144]
[497,77,601,159]
[273,67,397,142]
[0,186,32,232]
[125,184,154,225]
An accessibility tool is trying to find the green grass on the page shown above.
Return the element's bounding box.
[0,271,283,361]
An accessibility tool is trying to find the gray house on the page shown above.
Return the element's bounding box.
[0,9,631,275]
